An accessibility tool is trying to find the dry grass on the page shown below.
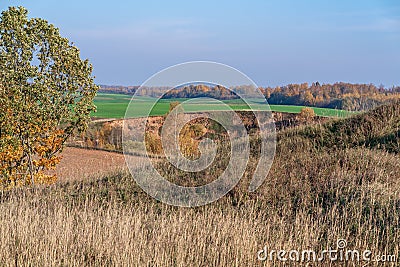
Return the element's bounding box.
[0,146,398,266]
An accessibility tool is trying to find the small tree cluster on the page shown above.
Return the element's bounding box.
[145,102,207,158]
[178,123,207,159]
[298,107,316,123]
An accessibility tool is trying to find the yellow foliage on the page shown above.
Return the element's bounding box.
[179,124,206,159]
[0,128,65,189]
[34,171,57,185]
[145,132,163,154]
[298,107,316,123]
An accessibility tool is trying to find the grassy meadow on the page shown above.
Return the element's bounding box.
[92,93,354,119]
[0,100,398,266]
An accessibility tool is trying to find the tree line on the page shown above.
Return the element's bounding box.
[100,82,400,111]
[262,82,400,111]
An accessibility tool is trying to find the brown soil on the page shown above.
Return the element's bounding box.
[55,147,127,182]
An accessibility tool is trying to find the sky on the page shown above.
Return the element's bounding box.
[2,0,400,87]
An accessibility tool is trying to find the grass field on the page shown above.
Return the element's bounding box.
[92,93,354,118]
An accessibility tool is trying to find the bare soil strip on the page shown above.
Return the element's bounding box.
[56,147,127,182]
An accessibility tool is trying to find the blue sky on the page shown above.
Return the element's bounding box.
[2,0,400,87]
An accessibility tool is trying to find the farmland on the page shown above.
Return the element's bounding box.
[54,147,126,182]
[92,93,354,119]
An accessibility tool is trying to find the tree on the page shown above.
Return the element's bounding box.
[168,101,181,112]
[302,91,315,105]
[179,123,206,159]
[298,107,316,123]
[0,7,98,188]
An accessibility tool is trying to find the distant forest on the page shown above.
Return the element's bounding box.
[99,82,400,111]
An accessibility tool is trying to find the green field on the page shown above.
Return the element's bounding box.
[92,93,354,119]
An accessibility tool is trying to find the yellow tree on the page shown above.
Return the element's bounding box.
[298,107,316,123]
[0,7,98,188]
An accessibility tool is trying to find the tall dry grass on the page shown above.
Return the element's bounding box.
[0,145,398,266]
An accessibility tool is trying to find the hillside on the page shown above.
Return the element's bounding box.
[280,100,400,153]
